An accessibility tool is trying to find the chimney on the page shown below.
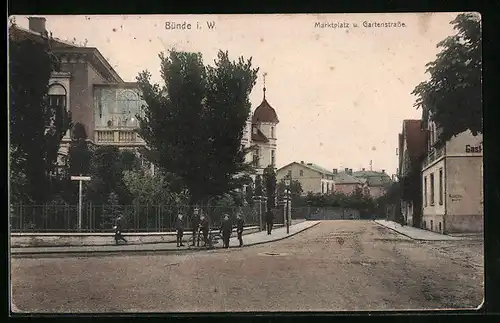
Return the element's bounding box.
[332,169,337,174]
[300,161,304,164]
[362,168,365,171]
[349,168,353,175]
[28,17,47,35]
[307,163,312,166]
[344,168,349,173]
[382,169,386,173]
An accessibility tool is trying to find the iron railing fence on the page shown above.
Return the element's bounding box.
[10,204,263,233]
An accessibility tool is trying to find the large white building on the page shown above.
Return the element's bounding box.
[241,83,279,177]
[421,116,483,233]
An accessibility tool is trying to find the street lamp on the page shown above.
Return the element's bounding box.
[284,177,291,234]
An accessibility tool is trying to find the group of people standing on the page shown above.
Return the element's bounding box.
[113,206,276,248]
[175,206,275,249]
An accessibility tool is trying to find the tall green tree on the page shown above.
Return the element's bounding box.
[9,25,72,204]
[263,165,277,207]
[136,49,259,206]
[412,13,481,143]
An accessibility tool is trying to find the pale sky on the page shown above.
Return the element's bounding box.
[14,13,462,175]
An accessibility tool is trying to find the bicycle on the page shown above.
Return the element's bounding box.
[188,228,222,249]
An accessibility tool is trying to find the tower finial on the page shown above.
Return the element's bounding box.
[263,72,267,100]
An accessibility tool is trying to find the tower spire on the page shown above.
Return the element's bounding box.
[263,72,267,100]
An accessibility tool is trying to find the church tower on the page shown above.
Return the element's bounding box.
[250,72,279,175]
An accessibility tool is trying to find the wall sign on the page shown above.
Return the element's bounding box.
[449,193,462,202]
[465,144,482,153]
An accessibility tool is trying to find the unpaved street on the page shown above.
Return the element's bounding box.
[11,221,483,312]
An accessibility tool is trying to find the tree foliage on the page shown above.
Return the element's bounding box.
[412,13,481,143]
[263,165,277,207]
[122,170,187,206]
[9,28,72,204]
[277,179,303,202]
[245,181,254,206]
[68,123,92,177]
[86,146,131,205]
[254,175,264,197]
[136,49,259,205]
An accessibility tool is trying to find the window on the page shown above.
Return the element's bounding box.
[253,149,260,167]
[327,183,330,193]
[424,176,428,206]
[299,169,304,176]
[48,84,67,112]
[430,173,435,205]
[438,168,443,205]
[424,221,427,229]
[439,222,442,233]
[271,150,275,166]
[322,182,325,194]
[271,126,275,138]
[430,220,434,231]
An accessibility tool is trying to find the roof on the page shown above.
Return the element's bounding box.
[277,161,334,176]
[252,89,279,124]
[251,127,269,143]
[303,163,334,176]
[402,120,427,160]
[352,170,392,187]
[334,172,364,184]
[9,24,123,83]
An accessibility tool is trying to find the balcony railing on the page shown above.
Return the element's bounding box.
[423,145,445,168]
[95,128,145,146]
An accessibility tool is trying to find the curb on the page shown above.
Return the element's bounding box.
[373,221,460,242]
[10,227,261,249]
[11,222,321,257]
[230,221,321,248]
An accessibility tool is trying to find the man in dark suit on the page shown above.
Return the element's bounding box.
[114,216,127,245]
[199,213,210,247]
[221,214,233,248]
[236,209,245,247]
[175,213,185,247]
[265,207,274,235]
[191,208,200,246]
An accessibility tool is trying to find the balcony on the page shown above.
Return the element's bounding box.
[422,145,445,168]
[95,128,145,146]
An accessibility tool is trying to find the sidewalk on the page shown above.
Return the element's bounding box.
[374,220,462,241]
[10,220,320,256]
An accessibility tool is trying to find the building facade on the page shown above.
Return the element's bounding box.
[351,169,392,199]
[421,120,483,233]
[10,18,149,170]
[331,168,366,196]
[243,84,279,177]
[277,161,335,195]
[397,119,427,227]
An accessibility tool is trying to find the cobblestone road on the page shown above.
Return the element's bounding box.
[11,221,483,313]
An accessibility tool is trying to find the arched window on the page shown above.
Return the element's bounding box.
[48,84,67,111]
